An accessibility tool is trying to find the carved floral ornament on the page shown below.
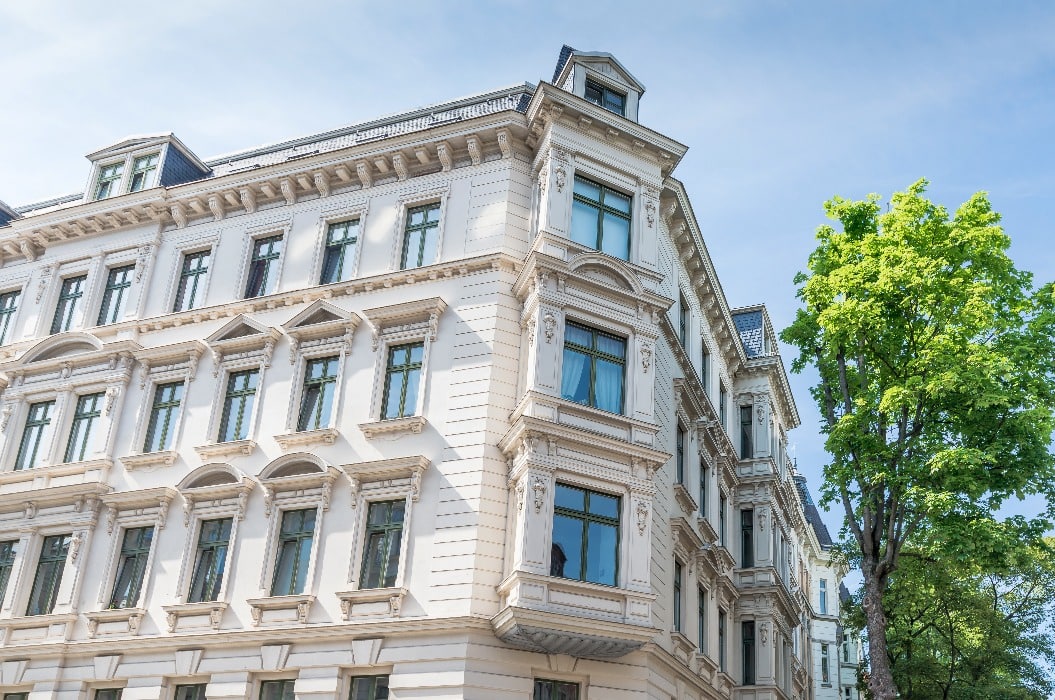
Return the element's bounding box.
[636,499,649,534]
[531,476,547,514]
[640,343,652,373]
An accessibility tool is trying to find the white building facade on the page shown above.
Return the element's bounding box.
[0,47,851,700]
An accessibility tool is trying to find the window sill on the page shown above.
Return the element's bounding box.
[697,514,719,545]
[0,612,78,643]
[84,607,145,638]
[274,427,340,450]
[0,458,112,492]
[673,483,698,516]
[120,450,178,470]
[359,415,426,439]
[671,629,696,665]
[694,651,719,682]
[193,439,257,460]
[246,594,314,626]
[162,601,228,632]
[336,586,408,620]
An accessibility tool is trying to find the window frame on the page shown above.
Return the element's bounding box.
[25,532,72,616]
[533,678,580,700]
[50,274,89,334]
[90,147,163,201]
[347,674,390,700]
[389,188,449,272]
[740,404,754,459]
[697,584,707,652]
[0,287,22,345]
[742,620,756,684]
[186,516,234,604]
[296,355,341,432]
[172,247,213,313]
[93,489,172,615]
[584,77,627,117]
[93,161,125,201]
[14,399,57,471]
[569,174,633,261]
[741,508,754,568]
[673,559,683,633]
[312,202,369,286]
[63,391,104,464]
[559,319,628,416]
[243,233,285,299]
[96,264,135,326]
[142,380,187,454]
[549,481,621,588]
[358,499,406,591]
[718,608,727,673]
[217,368,261,443]
[107,525,156,610]
[379,341,424,421]
[127,152,160,193]
[820,577,828,615]
[319,218,363,285]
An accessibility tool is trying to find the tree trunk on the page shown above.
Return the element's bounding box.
[862,561,898,700]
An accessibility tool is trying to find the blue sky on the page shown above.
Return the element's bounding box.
[1,1,1052,542]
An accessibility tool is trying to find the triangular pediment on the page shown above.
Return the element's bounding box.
[554,48,646,94]
[207,315,268,344]
[85,133,174,162]
[284,300,350,330]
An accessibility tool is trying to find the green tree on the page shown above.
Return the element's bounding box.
[781,180,1055,700]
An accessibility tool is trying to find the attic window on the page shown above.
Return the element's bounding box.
[128,153,159,192]
[585,79,626,117]
[95,163,124,200]
[94,151,161,200]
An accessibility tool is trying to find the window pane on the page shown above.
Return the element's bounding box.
[554,484,585,511]
[596,332,625,359]
[573,177,601,201]
[564,323,592,348]
[593,358,624,413]
[0,290,21,345]
[550,514,583,580]
[350,676,390,700]
[604,189,631,214]
[585,521,617,585]
[174,685,206,700]
[559,348,591,405]
[570,200,599,247]
[600,212,630,259]
[144,381,184,452]
[589,492,620,519]
[26,534,70,615]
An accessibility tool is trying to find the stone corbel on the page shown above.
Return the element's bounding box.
[208,194,225,222]
[279,178,297,206]
[496,128,513,159]
[239,187,257,214]
[355,160,373,188]
[170,203,188,229]
[436,141,453,171]
[313,170,331,197]
[391,154,408,182]
[465,135,482,166]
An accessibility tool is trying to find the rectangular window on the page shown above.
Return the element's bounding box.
[359,500,405,589]
[298,356,339,431]
[270,508,316,596]
[570,176,631,260]
[127,153,159,193]
[26,533,70,616]
[673,560,683,632]
[95,162,124,200]
[584,78,626,117]
[15,400,55,470]
[820,578,828,614]
[0,290,19,345]
[741,509,754,567]
[719,493,727,547]
[259,680,294,700]
[108,526,154,609]
[699,461,708,517]
[173,249,211,312]
[4,694,28,700]
[174,685,207,700]
[244,235,283,298]
[821,643,831,683]
[400,203,440,270]
[188,518,233,603]
[560,321,626,414]
[843,633,851,663]
[742,620,756,684]
[844,688,853,700]
[533,679,579,700]
[64,392,103,463]
[349,675,389,700]
[380,342,423,420]
[740,405,753,459]
[143,381,184,453]
[0,540,16,605]
[675,423,685,484]
[701,346,710,395]
[719,383,727,430]
[551,483,619,587]
[320,219,360,284]
[218,369,259,442]
[718,609,727,672]
[697,585,707,650]
[679,295,689,347]
[97,264,135,325]
[51,274,87,333]
[95,691,122,700]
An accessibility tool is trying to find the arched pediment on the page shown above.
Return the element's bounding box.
[259,452,329,481]
[179,463,244,490]
[567,253,644,296]
[20,332,103,364]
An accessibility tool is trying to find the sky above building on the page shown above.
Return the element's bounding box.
[1,0,1052,543]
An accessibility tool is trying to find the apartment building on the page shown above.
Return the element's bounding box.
[0,46,851,700]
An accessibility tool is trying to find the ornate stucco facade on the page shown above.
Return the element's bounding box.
[0,47,854,700]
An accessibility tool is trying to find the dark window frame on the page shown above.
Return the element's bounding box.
[740,404,753,459]
[675,423,686,484]
[270,508,317,596]
[679,295,689,347]
[533,678,580,700]
[550,483,621,587]
[359,500,406,590]
[349,675,390,700]
[15,400,55,470]
[584,78,627,117]
[188,517,233,603]
[380,342,423,420]
[143,381,184,453]
[0,540,16,606]
[741,508,754,567]
[570,175,632,260]
[26,533,70,616]
[673,560,683,632]
[0,289,20,345]
[51,274,88,334]
[560,321,627,415]
[127,152,159,193]
[244,234,284,299]
[94,162,124,200]
[699,460,708,518]
[259,679,295,700]
[64,391,104,463]
[400,202,441,270]
[217,369,259,443]
[97,264,135,325]
[320,219,360,284]
[108,525,154,609]
[718,608,727,672]
[173,685,207,700]
[173,249,211,312]
[298,356,339,431]
[697,584,707,650]
[743,620,756,684]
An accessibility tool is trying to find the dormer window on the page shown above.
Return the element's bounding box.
[585,78,626,117]
[95,163,124,200]
[128,153,160,192]
[84,134,211,204]
[93,152,160,200]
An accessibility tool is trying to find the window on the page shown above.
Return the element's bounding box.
[701,346,710,394]
[719,383,727,430]
[742,620,756,684]
[741,509,754,567]
[675,423,685,485]
[570,176,631,260]
[550,483,619,586]
[821,643,831,684]
[400,203,440,270]
[679,295,689,347]
[697,585,707,650]
[95,163,124,200]
[15,400,55,470]
[26,533,70,615]
[360,500,405,589]
[349,675,389,700]
[673,560,683,632]
[97,264,134,325]
[244,235,284,298]
[843,633,851,663]
[108,526,154,608]
[174,685,206,700]
[173,250,210,312]
[143,381,184,453]
[699,461,708,517]
[380,342,423,420]
[0,540,16,605]
[584,78,626,116]
[820,578,828,614]
[270,508,316,596]
[259,680,294,700]
[320,219,360,283]
[844,688,853,700]
[298,356,339,431]
[51,275,87,334]
[127,153,159,193]
[719,493,727,547]
[740,405,753,459]
[718,609,727,672]
[188,518,233,603]
[95,691,122,700]
[64,392,103,463]
[0,290,19,344]
[218,369,259,442]
[560,321,626,414]
[533,679,579,700]
[4,694,28,700]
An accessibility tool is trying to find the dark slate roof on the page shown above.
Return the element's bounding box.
[839,582,852,603]
[732,310,764,358]
[794,475,834,549]
[553,45,576,83]
[0,200,19,226]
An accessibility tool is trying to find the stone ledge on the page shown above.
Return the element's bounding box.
[162,601,228,633]
[193,439,257,460]
[359,415,426,439]
[335,587,408,620]
[274,427,340,450]
[120,451,178,470]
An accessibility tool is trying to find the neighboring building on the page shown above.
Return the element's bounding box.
[0,46,849,700]
[837,584,863,700]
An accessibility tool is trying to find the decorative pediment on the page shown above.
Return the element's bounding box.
[259,453,339,516]
[0,337,139,401]
[133,339,206,388]
[205,315,280,372]
[281,300,361,363]
[554,50,646,95]
[178,464,254,525]
[22,332,103,363]
[362,297,446,351]
[339,455,429,503]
